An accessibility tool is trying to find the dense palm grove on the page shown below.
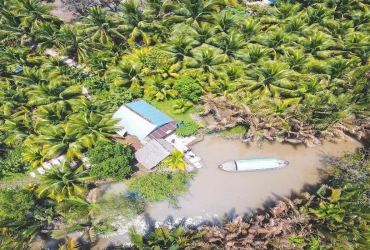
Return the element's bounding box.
[0,0,370,249]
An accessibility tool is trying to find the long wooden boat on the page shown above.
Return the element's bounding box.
[219,158,289,172]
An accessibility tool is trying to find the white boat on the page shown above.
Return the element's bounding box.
[219,158,289,172]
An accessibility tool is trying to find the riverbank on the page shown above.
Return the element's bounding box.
[96,135,363,247]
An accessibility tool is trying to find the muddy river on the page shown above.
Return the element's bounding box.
[146,135,363,222]
[69,136,363,248]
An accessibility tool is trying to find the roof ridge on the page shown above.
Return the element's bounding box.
[124,104,155,125]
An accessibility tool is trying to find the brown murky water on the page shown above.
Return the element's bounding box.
[146,136,363,222]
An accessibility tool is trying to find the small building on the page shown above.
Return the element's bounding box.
[112,100,177,143]
[135,139,174,170]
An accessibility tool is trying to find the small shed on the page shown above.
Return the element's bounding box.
[112,100,177,143]
[135,139,174,170]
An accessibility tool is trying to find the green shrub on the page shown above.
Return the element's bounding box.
[83,76,109,95]
[222,125,247,136]
[126,172,194,204]
[175,120,199,137]
[0,189,34,220]
[87,141,134,180]
[173,76,203,102]
[140,46,172,70]
[0,146,29,176]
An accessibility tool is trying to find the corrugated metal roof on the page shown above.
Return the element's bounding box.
[147,121,177,140]
[126,100,174,127]
[113,105,157,141]
[135,139,174,170]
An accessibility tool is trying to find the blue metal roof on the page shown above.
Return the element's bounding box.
[113,105,157,141]
[126,100,174,128]
[112,100,174,142]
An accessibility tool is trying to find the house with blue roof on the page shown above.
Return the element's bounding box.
[112,100,177,144]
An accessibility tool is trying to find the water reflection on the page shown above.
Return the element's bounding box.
[147,136,362,221]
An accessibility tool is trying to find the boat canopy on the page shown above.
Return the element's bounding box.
[235,158,280,171]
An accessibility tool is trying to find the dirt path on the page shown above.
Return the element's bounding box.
[50,0,74,22]
[245,0,274,6]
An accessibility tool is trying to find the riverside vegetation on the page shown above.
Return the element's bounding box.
[0,0,370,249]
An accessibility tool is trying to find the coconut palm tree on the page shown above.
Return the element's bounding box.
[283,16,308,34]
[161,34,199,63]
[191,21,219,44]
[172,99,193,114]
[343,31,370,64]
[164,149,186,170]
[305,4,334,26]
[80,6,126,45]
[12,66,49,86]
[239,18,261,40]
[246,61,301,98]
[30,124,84,160]
[0,46,43,69]
[22,144,48,169]
[105,59,143,87]
[55,25,90,64]
[211,9,238,33]
[210,79,238,98]
[237,44,273,64]
[0,115,33,145]
[254,29,293,56]
[35,162,96,202]
[162,0,224,26]
[143,74,178,101]
[275,2,302,19]
[282,49,310,72]
[209,31,247,60]
[0,79,30,115]
[57,237,81,250]
[119,0,165,45]
[66,112,120,148]
[184,44,228,78]
[31,21,60,51]
[0,204,53,249]
[130,225,205,249]
[352,10,370,31]
[11,0,62,31]
[27,81,84,110]
[0,8,29,45]
[298,29,335,59]
[34,104,70,124]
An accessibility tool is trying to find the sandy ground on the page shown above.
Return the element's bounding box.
[50,0,74,22]
[94,136,363,247]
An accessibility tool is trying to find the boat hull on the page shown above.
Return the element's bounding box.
[219,158,289,172]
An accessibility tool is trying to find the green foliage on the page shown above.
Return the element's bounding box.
[55,194,145,237]
[33,162,95,202]
[87,141,134,180]
[129,225,205,249]
[164,149,186,170]
[150,99,195,123]
[0,146,29,176]
[173,76,203,102]
[82,76,110,95]
[221,125,247,136]
[126,172,194,204]
[139,46,173,70]
[173,99,193,114]
[127,151,370,249]
[175,120,199,137]
[0,188,34,219]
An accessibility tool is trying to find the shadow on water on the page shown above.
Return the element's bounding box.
[146,135,364,224]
